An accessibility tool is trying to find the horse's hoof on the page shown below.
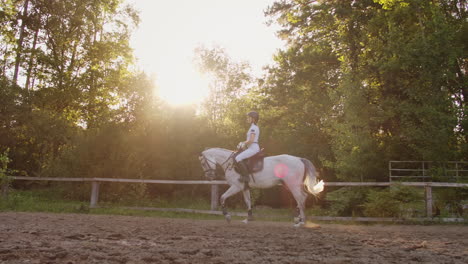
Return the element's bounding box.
[242,218,249,224]
[225,214,231,223]
[294,222,305,227]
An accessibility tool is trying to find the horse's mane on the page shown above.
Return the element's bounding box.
[206,147,235,153]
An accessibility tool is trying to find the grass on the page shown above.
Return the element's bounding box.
[1,189,84,213]
[2,188,466,225]
[0,189,295,221]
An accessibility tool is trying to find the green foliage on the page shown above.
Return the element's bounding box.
[0,149,10,175]
[1,0,467,212]
[0,187,88,213]
[0,149,11,191]
[325,187,369,216]
[265,0,467,182]
[434,188,468,217]
[0,189,296,221]
[0,0,141,177]
[39,101,225,201]
[363,185,423,217]
[326,185,424,218]
[194,45,253,139]
[373,0,409,10]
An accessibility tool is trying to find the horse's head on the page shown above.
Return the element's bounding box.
[199,148,235,180]
[199,150,217,180]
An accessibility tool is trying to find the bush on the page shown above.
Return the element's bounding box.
[433,188,468,217]
[0,149,12,198]
[363,184,422,218]
[325,187,369,217]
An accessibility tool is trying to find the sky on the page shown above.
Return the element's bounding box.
[127,0,285,105]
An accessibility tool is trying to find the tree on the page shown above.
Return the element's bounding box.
[0,0,141,175]
[265,0,467,181]
[194,45,253,139]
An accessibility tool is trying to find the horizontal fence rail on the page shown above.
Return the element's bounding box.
[4,176,468,221]
[389,161,468,182]
[9,176,468,187]
[10,176,228,185]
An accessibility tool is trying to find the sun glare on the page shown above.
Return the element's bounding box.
[155,62,209,106]
[129,0,284,106]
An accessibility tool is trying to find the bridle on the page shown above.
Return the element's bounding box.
[199,151,236,179]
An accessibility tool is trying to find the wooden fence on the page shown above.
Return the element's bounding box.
[389,161,468,182]
[3,176,468,219]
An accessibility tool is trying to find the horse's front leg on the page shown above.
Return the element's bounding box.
[220,185,242,223]
[242,189,253,223]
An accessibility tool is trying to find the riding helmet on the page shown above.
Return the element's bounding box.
[247,111,259,123]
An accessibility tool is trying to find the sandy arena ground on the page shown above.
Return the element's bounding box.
[0,212,467,263]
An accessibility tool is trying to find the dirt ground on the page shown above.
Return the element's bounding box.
[0,212,467,264]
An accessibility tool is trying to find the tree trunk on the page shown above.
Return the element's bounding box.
[13,0,30,85]
[1,47,9,76]
[25,26,39,92]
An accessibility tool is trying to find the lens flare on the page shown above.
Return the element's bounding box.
[274,163,289,178]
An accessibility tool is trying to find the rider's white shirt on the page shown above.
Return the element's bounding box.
[236,123,260,162]
[247,124,260,143]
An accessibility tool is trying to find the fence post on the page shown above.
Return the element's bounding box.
[425,185,433,217]
[210,184,219,210]
[389,161,392,182]
[422,161,426,179]
[1,182,8,199]
[90,181,100,208]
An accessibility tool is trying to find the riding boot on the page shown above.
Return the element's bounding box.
[235,160,250,183]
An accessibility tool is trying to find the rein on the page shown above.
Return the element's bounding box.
[200,151,236,177]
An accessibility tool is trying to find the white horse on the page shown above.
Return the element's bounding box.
[199,148,324,226]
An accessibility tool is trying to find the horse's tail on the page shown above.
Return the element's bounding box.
[300,158,324,196]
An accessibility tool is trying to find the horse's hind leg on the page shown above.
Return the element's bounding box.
[242,189,253,223]
[290,188,308,227]
[220,185,242,223]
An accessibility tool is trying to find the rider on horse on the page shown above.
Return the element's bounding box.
[235,111,260,182]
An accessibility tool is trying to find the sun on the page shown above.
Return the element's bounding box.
[155,63,210,106]
[128,0,285,106]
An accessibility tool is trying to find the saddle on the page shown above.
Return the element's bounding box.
[234,148,265,174]
[247,148,265,173]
